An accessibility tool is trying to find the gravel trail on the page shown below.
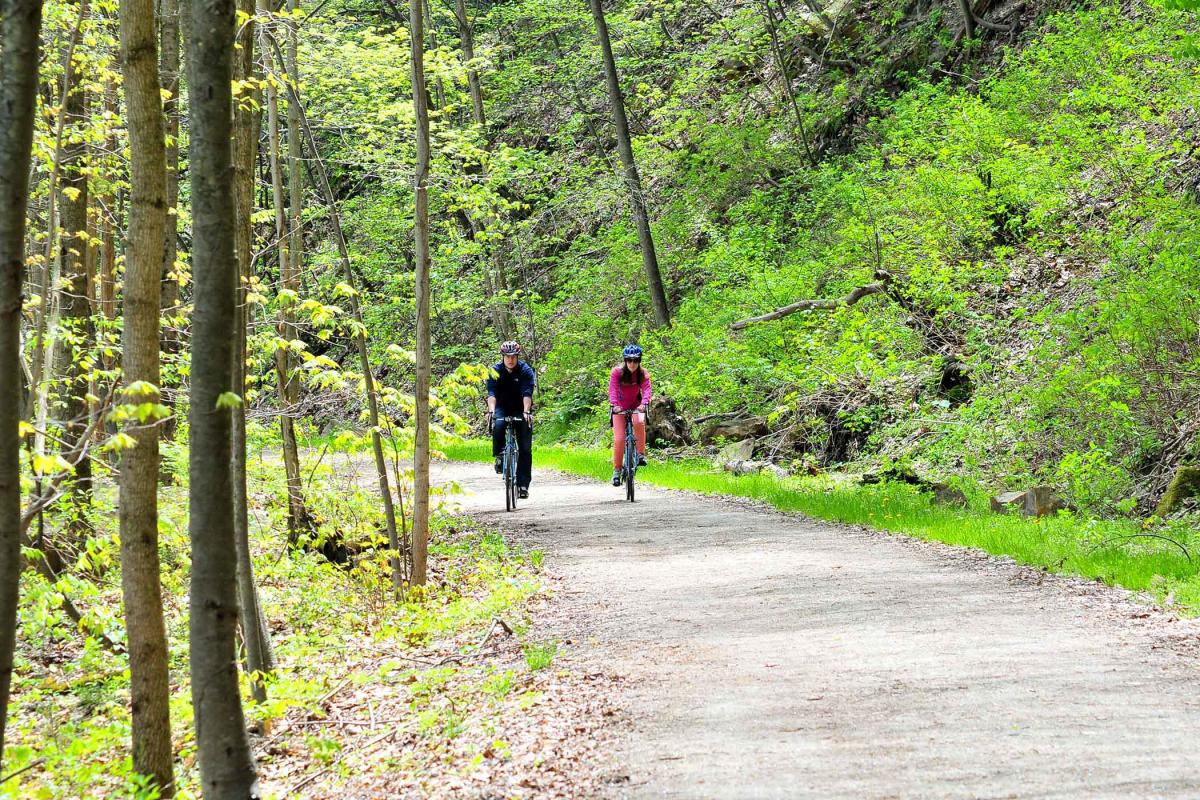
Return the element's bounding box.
[434,459,1200,800]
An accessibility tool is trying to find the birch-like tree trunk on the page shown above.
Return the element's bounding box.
[117,0,175,791]
[186,0,259,793]
[0,0,45,766]
[587,0,671,328]
[410,0,433,586]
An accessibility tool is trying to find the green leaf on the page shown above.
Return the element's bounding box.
[216,392,243,410]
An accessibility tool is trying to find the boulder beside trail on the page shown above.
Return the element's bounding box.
[723,459,790,478]
[700,416,769,445]
[990,486,1065,518]
[718,439,756,467]
[1154,465,1200,517]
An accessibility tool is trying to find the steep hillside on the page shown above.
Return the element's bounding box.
[300,0,1200,515]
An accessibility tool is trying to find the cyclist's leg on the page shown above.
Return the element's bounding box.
[612,414,625,469]
[491,416,507,457]
[516,419,533,488]
[633,412,647,456]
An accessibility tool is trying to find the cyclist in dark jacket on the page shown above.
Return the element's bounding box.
[486,341,536,497]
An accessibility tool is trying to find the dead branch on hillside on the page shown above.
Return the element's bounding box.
[730,269,896,330]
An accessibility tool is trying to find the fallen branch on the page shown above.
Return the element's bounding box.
[731,270,895,330]
[1087,533,1192,563]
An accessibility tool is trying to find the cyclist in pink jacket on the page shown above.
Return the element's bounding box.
[609,344,650,486]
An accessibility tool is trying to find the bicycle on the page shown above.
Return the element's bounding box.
[493,415,523,511]
[613,409,639,502]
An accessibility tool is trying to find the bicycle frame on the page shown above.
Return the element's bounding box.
[496,415,522,511]
[614,409,638,502]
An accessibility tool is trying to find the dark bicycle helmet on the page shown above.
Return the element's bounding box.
[622,344,643,359]
[499,340,521,356]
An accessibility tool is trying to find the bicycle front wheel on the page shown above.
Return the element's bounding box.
[504,456,515,512]
[625,445,636,503]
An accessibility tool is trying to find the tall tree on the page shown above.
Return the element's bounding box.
[270,53,403,590]
[187,0,259,793]
[454,0,485,129]
[410,0,432,586]
[586,0,670,328]
[231,0,273,703]
[0,0,45,767]
[159,0,182,438]
[452,0,515,341]
[117,0,174,792]
[57,0,95,542]
[260,3,313,543]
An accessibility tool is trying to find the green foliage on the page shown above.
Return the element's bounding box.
[521,641,558,671]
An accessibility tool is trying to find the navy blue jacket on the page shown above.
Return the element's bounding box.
[487,360,536,415]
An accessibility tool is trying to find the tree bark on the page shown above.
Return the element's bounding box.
[159,0,181,439]
[117,1,175,792]
[760,0,816,166]
[0,0,44,767]
[455,0,485,129]
[410,0,432,587]
[231,0,273,704]
[453,0,514,341]
[260,6,312,544]
[286,0,303,295]
[267,35,404,590]
[187,0,260,794]
[957,0,976,39]
[586,0,670,328]
[55,0,95,554]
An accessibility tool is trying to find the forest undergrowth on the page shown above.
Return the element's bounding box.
[6,426,616,799]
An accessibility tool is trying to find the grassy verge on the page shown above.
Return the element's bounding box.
[439,439,1200,614]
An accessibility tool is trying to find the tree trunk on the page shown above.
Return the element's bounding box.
[0,0,45,766]
[286,0,303,295]
[269,41,403,590]
[117,1,175,792]
[159,0,181,440]
[231,0,273,703]
[957,0,976,40]
[423,0,446,110]
[455,0,486,129]
[760,0,816,166]
[186,0,259,793]
[410,0,432,587]
[58,0,95,543]
[99,80,118,323]
[586,0,670,328]
[260,5,312,543]
[453,0,514,341]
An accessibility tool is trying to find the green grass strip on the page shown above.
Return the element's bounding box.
[440,438,1200,614]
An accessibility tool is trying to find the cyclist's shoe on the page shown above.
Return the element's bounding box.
[612,469,621,486]
[518,486,529,499]
[637,453,647,467]
[494,456,503,474]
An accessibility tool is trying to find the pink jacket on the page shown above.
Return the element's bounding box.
[609,366,652,410]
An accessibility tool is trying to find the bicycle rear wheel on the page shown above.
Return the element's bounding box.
[625,438,636,503]
[504,451,515,512]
